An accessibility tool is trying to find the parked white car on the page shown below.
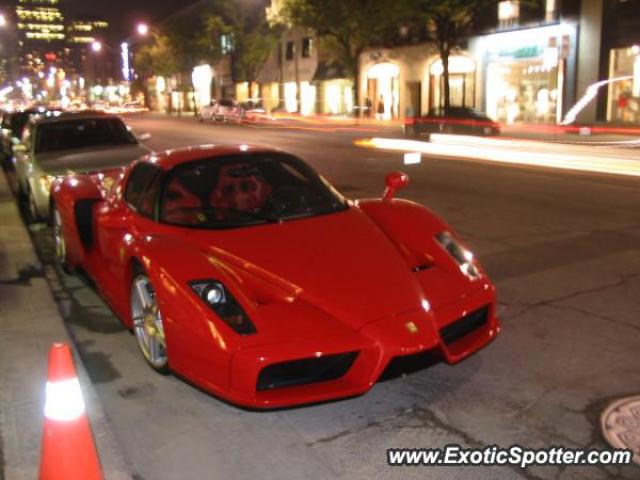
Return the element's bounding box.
[14,111,152,221]
[199,99,243,123]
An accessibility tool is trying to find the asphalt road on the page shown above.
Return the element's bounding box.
[27,114,640,480]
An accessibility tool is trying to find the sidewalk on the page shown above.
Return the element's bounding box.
[0,172,131,479]
[500,124,640,144]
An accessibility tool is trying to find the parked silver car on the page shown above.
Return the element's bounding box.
[14,111,152,221]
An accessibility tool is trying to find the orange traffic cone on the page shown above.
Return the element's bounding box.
[39,343,103,480]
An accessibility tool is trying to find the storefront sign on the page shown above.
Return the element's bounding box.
[498,45,542,59]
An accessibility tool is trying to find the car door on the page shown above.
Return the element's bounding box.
[96,163,163,315]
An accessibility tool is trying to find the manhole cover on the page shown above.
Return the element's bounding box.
[601,395,640,465]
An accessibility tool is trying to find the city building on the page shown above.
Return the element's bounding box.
[359,44,439,121]
[255,27,326,115]
[15,0,67,76]
[355,0,640,125]
[357,0,581,124]
[140,0,639,125]
[66,17,111,82]
[251,27,356,116]
[252,0,581,122]
[66,18,108,46]
[6,0,114,103]
[468,0,580,125]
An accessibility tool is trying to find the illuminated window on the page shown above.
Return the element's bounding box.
[221,33,234,54]
[498,1,520,28]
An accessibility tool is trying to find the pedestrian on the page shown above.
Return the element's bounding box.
[365,97,373,118]
[617,90,630,122]
[377,94,385,120]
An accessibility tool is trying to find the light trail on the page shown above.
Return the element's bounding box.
[354,135,640,178]
[560,76,633,126]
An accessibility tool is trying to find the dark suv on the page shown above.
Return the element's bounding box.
[403,107,500,138]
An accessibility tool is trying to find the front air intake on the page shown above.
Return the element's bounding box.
[256,352,358,391]
[440,306,489,345]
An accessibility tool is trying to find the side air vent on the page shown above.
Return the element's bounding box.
[74,199,99,248]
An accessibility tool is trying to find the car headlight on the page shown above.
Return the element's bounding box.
[39,174,56,192]
[189,280,256,335]
[435,231,480,279]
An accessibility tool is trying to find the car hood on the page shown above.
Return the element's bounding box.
[37,144,150,175]
[187,208,425,330]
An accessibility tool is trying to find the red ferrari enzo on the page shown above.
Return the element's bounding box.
[51,145,500,408]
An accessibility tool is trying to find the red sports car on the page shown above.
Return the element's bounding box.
[51,145,500,408]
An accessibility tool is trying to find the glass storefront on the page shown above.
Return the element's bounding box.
[322,79,353,115]
[260,82,279,113]
[473,23,575,124]
[607,46,640,123]
[366,63,400,120]
[486,57,559,124]
[283,81,317,115]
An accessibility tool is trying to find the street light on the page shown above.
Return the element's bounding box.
[136,23,149,36]
[91,41,102,53]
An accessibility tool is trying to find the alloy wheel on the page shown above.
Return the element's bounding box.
[130,274,168,370]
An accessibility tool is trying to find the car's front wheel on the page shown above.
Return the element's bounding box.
[130,272,169,373]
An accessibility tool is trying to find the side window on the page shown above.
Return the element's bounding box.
[124,163,161,215]
[138,172,163,218]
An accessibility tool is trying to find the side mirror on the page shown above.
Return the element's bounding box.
[138,132,152,142]
[383,171,409,202]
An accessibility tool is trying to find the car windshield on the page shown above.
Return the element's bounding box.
[160,153,348,228]
[35,118,138,153]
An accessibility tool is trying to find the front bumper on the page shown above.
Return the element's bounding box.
[224,284,500,409]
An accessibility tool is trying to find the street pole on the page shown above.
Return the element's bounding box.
[294,39,301,114]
